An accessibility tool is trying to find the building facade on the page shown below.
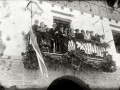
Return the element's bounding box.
[0,0,120,89]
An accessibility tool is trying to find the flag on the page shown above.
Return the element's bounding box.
[29,26,48,78]
[26,0,48,78]
[25,0,43,17]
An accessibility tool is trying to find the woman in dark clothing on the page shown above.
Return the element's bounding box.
[45,28,52,51]
[32,20,39,35]
[37,22,46,38]
[75,29,80,39]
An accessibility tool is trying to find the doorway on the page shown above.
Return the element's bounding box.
[112,30,120,53]
[53,16,71,31]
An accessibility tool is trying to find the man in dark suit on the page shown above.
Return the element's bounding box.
[49,23,57,52]
[56,26,68,53]
[90,31,96,41]
[32,20,43,48]
[32,20,39,36]
[75,29,84,40]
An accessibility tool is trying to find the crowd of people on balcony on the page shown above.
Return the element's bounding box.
[31,20,106,54]
[75,29,106,44]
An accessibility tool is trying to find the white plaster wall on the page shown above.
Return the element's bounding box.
[0,1,119,65]
[0,1,120,89]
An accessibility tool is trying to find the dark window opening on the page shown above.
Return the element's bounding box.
[112,30,120,53]
[53,16,71,31]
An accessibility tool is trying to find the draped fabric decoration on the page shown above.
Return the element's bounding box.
[26,0,48,78]
[29,28,48,77]
[68,40,76,51]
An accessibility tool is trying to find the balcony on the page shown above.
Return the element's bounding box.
[38,38,109,61]
[23,34,117,73]
[68,39,108,61]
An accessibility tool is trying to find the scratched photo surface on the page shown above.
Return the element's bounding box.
[0,0,120,90]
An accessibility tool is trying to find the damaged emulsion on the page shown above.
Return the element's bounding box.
[0,31,6,57]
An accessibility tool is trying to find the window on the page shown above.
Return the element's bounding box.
[112,30,120,53]
[53,16,71,30]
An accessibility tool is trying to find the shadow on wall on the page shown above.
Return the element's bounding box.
[47,75,91,90]
[2,75,120,90]
[0,31,6,57]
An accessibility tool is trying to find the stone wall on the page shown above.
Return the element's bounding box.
[0,58,120,90]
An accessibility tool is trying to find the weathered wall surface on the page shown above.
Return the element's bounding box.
[0,0,120,89]
[0,0,120,65]
[0,59,120,90]
[45,0,120,21]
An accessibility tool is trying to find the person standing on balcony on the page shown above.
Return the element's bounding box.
[100,34,107,57]
[49,23,57,53]
[45,27,51,52]
[75,29,80,39]
[37,22,46,47]
[37,22,46,33]
[81,30,85,40]
[84,30,91,55]
[95,34,100,43]
[63,27,69,53]
[100,34,106,43]
[64,27,69,36]
[95,34,102,57]
[32,20,43,48]
[90,31,96,41]
[84,30,91,41]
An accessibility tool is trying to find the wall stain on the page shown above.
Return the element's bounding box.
[6,35,11,41]
[4,13,11,18]
[0,31,6,58]
[2,1,8,8]
[0,60,13,71]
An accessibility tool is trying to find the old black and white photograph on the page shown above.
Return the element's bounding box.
[0,0,120,90]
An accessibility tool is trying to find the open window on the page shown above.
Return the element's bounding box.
[53,16,71,30]
[112,30,120,53]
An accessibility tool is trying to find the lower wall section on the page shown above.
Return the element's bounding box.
[0,59,120,89]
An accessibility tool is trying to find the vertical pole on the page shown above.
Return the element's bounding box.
[31,0,32,27]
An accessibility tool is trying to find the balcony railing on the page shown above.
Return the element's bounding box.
[25,34,108,60]
[68,39,108,60]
